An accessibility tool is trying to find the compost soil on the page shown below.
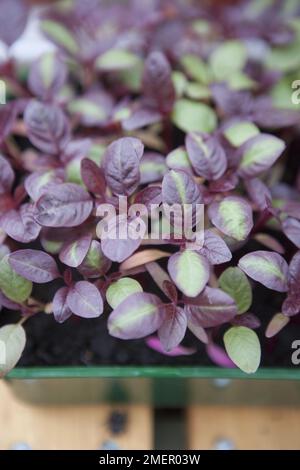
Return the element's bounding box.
[1,134,300,369]
[1,269,300,368]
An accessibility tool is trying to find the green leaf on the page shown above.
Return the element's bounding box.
[118,61,143,92]
[113,106,131,122]
[238,134,285,178]
[219,267,252,314]
[208,196,253,241]
[271,76,300,110]
[66,157,84,185]
[172,99,217,133]
[168,250,210,298]
[166,147,191,171]
[180,54,212,84]
[106,277,143,309]
[227,72,255,90]
[88,144,106,165]
[68,99,106,121]
[191,19,211,36]
[96,49,139,71]
[224,326,261,374]
[223,121,260,147]
[78,240,111,278]
[0,255,32,303]
[210,40,247,80]
[185,82,211,100]
[41,20,78,55]
[172,71,188,98]
[0,324,26,377]
[39,52,55,88]
[108,292,162,339]
[266,42,300,73]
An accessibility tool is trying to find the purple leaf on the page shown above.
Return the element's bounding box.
[254,233,285,254]
[108,292,164,339]
[158,305,187,352]
[185,287,238,328]
[81,158,106,195]
[1,204,41,243]
[208,196,253,241]
[52,287,73,324]
[34,183,93,228]
[231,313,261,329]
[254,102,300,129]
[25,169,64,202]
[67,281,103,318]
[146,336,196,357]
[238,134,285,178]
[0,155,14,194]
[186,310,209,344]
[162,280,178,303]
[61,139,91,165]
[211,84,252,118]
[0,291,20,310]
[238,251,289,292]
[209,171,238,193]
[134,186,162,210]
[101,215,146,263]
[206,342,236,368]
[59,233,92,268]
[288,250,300,287]
[142,51,175,115]
[103,137,143,196]
[28,53,67,99]
[282,251,300,316]
[245,178,272,210]
[198,229,232,265]
[0,102,19,144]
[168,250,210,297]
[24,100,70,155]
[122,106,161,131]
[282,292,300,317]
[145,261,172,293]
[281,201,300,219]
[185,132,227,181]
[282,217,300,248]
[162,169,203,206]
[9,249,60,283]
[0,0,29,46]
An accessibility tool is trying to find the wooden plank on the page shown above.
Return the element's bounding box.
[187,405,300,450]
[0,381,153,450]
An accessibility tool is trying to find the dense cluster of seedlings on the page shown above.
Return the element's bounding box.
[0,0,300,374]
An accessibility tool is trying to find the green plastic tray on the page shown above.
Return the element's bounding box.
[6,366,300,407]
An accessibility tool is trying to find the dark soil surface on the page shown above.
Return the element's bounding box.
[1,278,300,368]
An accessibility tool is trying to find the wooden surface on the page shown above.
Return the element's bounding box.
[187,405,300,450]
[2,379,300,450]
[0,381,153,450]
